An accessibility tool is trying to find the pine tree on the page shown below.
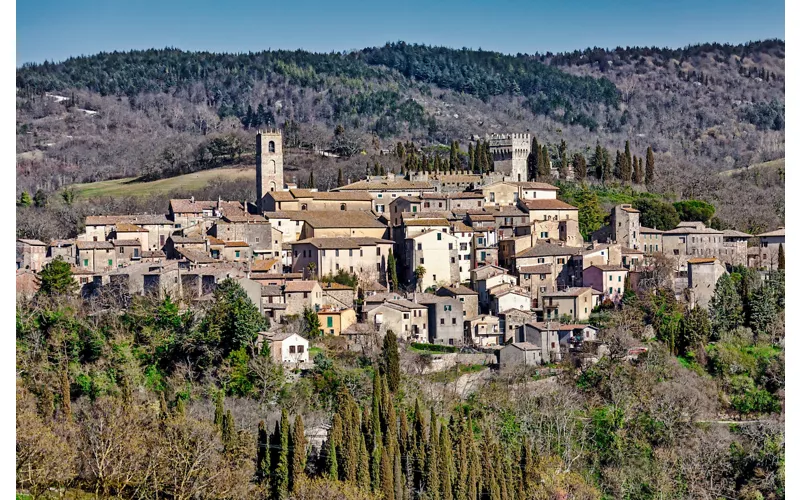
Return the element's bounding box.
[645,146,655,185]
[256,420,270,483]
[709,273,743,340]
[382,330,400,393]
[387,250,398,292]
[573,152,587,181]
[33,189,47,208]
[337,168,344,187]
[778,243,785,270]
[290,415,307,492]
[18,191,32,207]
[748,283,777,337]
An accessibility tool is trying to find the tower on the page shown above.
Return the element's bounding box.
[256,129,284,211]
[610,204,641,250]
[488,133,531,182]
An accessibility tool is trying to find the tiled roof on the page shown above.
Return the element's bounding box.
[299,210,386,229]
[757,228,785,237]
[504,342,540,351]
[263,331,305,342]
[662,226,723,235]
[85,214,173,226]
[451,221,474,232]
[284,281,320,293]
[321,282,355,291]
[76,241,114,250]
[207,236,225,246]
[261,285,283,296]
[518,264,552,274]
[112,239,141,247]
[141,250,166,258]
[723,229,753,238]
[437,285,478,296]
[362,281,388,292]
[49,239,75,247]
[336,179,435,191]
[587,264,628,272]
[169,199,245,215]
[512,181,559,191]
[521,199,578,211]
[17,238,46,246]
[252,258,280,271]
[222,214,268,223]
[620,206,640,213]
[640,226,664,233]
[404,218,450,227]
[493,287,530,298]
[224,241,250,247]
[292,237,393,249]
[516,242,581,258]
[621,247,644,255]
[542,287,594,298]
[176,248,217,263]
[687,258,718,264]
[468,214,495,222]
[115,223,148,233]
[171,236,205,244]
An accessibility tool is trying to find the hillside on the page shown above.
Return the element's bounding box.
[16,40,785,231]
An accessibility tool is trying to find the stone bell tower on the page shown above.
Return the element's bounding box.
[256,129,284,211]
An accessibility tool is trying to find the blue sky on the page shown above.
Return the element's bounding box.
[17,0,784,65]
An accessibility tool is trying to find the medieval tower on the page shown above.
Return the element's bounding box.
[256,129,284,211]
[488,133,530,182]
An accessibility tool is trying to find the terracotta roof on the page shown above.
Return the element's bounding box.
[620,206,640,213]
[404,218,450,227]
[663,226,723,235]
[336,179,435,191]
[521,199,579,211]
[512,181,559,191]
[207,236,225,246]
[222,214,268,223]
[112,239,141,247]
[299,211,386,229]
[437,285,478,296]
[321,282,355,291]
[587,264,628,272]
[224,241,250,247]
[284,281,320,293]
[85,214,173,226]
[17,238,46,246]
[76,241,114,250]
[115,223,148,233]
[621,247,644,255]
[141,250,166,258]
[176,248,217,263]
[451,221,474,232]
[362,281,388,292]
[542,287,595,297]
[252,259,280,271]
[49,239,75,247]
[757,228,785,237]
[171,236,205,244]
[518,264,552,274]
[468,214,495,222]
[292,237,393,249]
[687,258,718,264]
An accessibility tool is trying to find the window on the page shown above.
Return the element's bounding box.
[335,250,339,257]
[83,259,89,267]
[340,204,347,210]
[540,274,546,280]
[378,193,383,198]
[609,287,613,294]
[540,232,549,238]
[618,276,622,282]
[440,318,445,325]
[349,249,353,257]
[537,258,545,263]
[235,250,240,258]
[417,243,422,250]
[609,275,613,281]
[490,193,495,202]
[437,233,442,241]
[451,257,455,263]
[432,274,436,281]
[108,259,113,266]
[420,258,425,264]
[403,313,409,319]
[327,317,334,327]
[452,318,457,325]
[268,141,276,153]
[412,206,417,213]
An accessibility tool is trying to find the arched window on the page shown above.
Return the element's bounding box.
[269,181,276,192]
[301,204,308,210]
[340,204,347,211]
[268,141,275,153]
[269,159,276,174]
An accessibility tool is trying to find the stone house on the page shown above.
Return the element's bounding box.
[513,242,581,288]
[471,229,499,268]
[523,322,564,363]
[517,264,555,309]
[687,258,728,309]
[283,280,323,316]
[417,294,465,346]
[498,308,536,343]
[48,239,76,262]
[333,178,437,214]
[319,282,356,309]
[291,237,393,284]
[435,285,479,319]
[519,199,579,224]
[261,331,309,364]
[168,198,246,231]
[83,215,174,250]
[498,342,543,369]
[112,239,142,267]
[755,228,785,269]
[165,236,207,259]
[113,223,150,250]
[16,239,47,272]
[263,189,373,212]
[540,287,600,322]
[261,285,287,324]
[582,265,628,301]
[721,230,751,267]
[212,215,281,259]
[365,298,428,342]
[221,241,252,263]
[490,287,532,315]
[76,241,116,273]
[640,227,663,254]
[466,314,502,346]
[317,306,357,336]
[661,222,725,272]
[141,250,166,263]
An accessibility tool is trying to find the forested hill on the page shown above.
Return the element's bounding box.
[16,40,784,232]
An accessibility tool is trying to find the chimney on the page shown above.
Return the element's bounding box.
[190,196,194,203]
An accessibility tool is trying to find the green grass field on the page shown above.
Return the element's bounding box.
[719,157,784,177]
[70,167,256,199]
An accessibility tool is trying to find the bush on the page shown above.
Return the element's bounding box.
[410,342,458,353]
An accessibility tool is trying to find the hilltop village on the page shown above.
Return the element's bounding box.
[16,131,785,368]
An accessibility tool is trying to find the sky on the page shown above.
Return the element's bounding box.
[17,0,785,65]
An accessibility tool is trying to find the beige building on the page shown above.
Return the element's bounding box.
[317,306,357,336]
[491,287,532,315]
[255,129,285,210]
[298,211,388,239]
[436,285,479,319]
[721,230,751,267]
[16,239,47,272]
[221,241,252,263]
[640,227,663,254]
[76,241,116,273]
[541,287,600,322]
[404,230,460,291]
[687,258,728,309]
[112,240,142,267]
[168,199,246,231]
[83,215,175,250]
[519,199,579,223]
[365,298,429,341]
[755,228,785,269]
[466,314,502,346]
[263,189,373,212]
[334,178,437,213]
[662,222,725,271]
[290,237,394,284]
[261,331,308,364]
[518,263,555,309]
[283,280,323,316]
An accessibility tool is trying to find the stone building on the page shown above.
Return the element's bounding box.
[263,189,373,212]
[721,229,752,267]
[540,287,600,322]
[76,241,116,273]
[290,237,394,284]
[436,285,479,319]
[488,133,531,182]
[365,298,428,342]
[755,228,785,269]
[466,314,502,346]
[256,129,285,210]
[16,239,47,272]
[661,222,725,272]
[283,280,323,316]
[417,294,465,346]
[687,258,727,309]
[404,229,460,291]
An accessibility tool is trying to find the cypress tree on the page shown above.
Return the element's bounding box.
[592,142,604,179]
[325,437,339,480]
[645,146,655,185]
[393,451,403,500]
[307,171,315,189]
[439,423,454,500]
[272,409,290,498]
[387,250,398,292]
[398,410,410,483]
[624,140,633,178]
[614,150,624,180]
[538,145,550,178]
[425,410,440,500]
[357,433,371,490]
[602,148,613,183]
[778,243,785,270]
[222,409,235,446]
[381,448,395,500]
[256,420,270,483]
[213,391,224,431]
[573,152,587,181]
[633,156,644,183]
[290,415,307,492]
[412,399,427,494]
[434,154,442,172]
[371,441,382,492]
[337,168,344,187]
[372,372,383,448]
[520,441,534,497]
[468,143,475,172]
[558,139,569,178]
[450,141,459,170]
[382,330,401,393]
[363,406,374,454]
[529,137,540,180]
